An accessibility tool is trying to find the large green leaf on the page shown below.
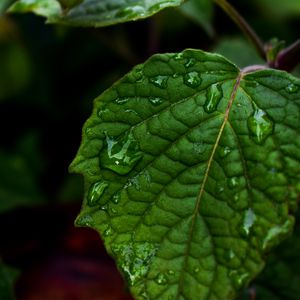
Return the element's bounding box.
[71,49,300,300]
[8,0,184,27]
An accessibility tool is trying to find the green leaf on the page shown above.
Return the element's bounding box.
[0,262,18,300]
[8,0,184,27]
[71,49,300,300]
[179,0,214,36]
[0,133,45,214]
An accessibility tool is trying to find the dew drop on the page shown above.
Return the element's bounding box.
[224,249,235,260]
[247,106,274,144]
[183,71,202,88]
[234,194,239,202]
[149,97,163,106]
[155,273,168,285]
[285,83,299,93]
[216,184,224,194]
[112,193,120,204]
[87,181,108,207]
[204,83,223,113]
[228,177,239,189]
[125,109,138,115]
[112,242,157,286]
[115,6,145,18]
[75,214,94,227]
[173,53,184,60]
[99,131,143,175]
[104,226,113,237]
[114,97,129,104]
[100,204,108,211]
[185,58,196,68]
[229,270,250,289]
[193,267,200,273]
[110,206,118,215]
[97,108,109,118]
[149,75,168,89]
[241,208,256,237]
[218,146,231,158]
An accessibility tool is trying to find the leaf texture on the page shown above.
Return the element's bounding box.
[70,49,300,300]
[8,0,184,27]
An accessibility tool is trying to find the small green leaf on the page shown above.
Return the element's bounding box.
[8,0,184,27]
[71,49,300,300]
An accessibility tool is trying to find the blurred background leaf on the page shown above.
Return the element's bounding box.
[0,261,19,300]
[179,0,214,36]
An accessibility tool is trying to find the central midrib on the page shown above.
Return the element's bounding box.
[175,72,243,300]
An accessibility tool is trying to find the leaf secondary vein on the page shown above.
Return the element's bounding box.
[175,72,243,300]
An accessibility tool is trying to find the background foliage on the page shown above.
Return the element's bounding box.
[0,0,300,299]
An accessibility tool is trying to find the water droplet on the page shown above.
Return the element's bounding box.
[112,193,120,204]
[85,127,95,138]
[104,226,113,236]
[99,131,143,175]
[218,146,231,158]
[183,71,202,88]
[112,242,157,286]
[115,6,145,18]
[75,214,94,227]
[234,194,239,202]
[173,53,184,60]
[216,184,224,194]
[224,249,235,260]
[204,83,223,113]
[228,177,239,189]
[229,270,250,289]
[110,206,118,215]
[149,97,163,106]
[285,83,299,93]
[87,181,108,207]
[155,273,168,285]
[185,58,196,68]
[149,75,168,89]
[100,204,108,211]
[262,217,294,251]
[97,108,109,118]
[241,208,256,237]
[115,97,129,104]
[247,106,274,144]
[125,109,138,115]
[193,267,200,273]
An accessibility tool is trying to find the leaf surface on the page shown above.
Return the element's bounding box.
[8,0,184,27]
[71,49,300,300]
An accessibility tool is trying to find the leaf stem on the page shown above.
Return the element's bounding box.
[213,0,266,60]
[276,39,300,71]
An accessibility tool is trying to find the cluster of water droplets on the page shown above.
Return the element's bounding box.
[112,242,157,286]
